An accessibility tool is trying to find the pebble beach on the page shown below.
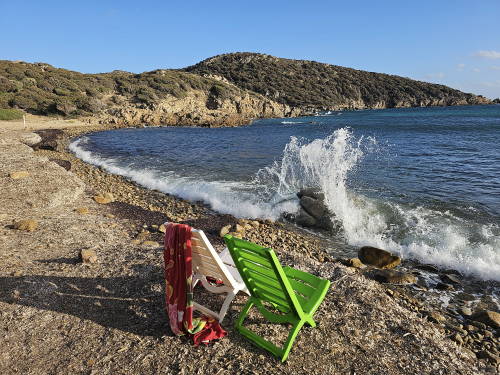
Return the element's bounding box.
[0,118,498,374]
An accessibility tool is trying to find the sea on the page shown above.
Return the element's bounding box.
[70,105,500,284]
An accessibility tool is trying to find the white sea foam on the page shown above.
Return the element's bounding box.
[69,137,298,220]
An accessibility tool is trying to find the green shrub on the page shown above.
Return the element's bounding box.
[0,108,24,120]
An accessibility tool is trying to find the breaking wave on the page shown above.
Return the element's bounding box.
[70,127,500,281]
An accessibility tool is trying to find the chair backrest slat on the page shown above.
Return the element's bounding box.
[224,235,305,317]
[191,230,236,286]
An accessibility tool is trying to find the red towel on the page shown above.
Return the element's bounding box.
[164,223,227,345]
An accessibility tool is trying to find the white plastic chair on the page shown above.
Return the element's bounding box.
[190,229,249,323]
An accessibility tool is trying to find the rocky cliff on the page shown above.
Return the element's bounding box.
[186,53,492,110]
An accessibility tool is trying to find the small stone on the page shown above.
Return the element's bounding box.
[441,274,461,284]
[251,221,260,227]
[9,171,30,179]
[428,311,446,323]
[358,246,401,269]
[75,207,90,214]
[80,249,97,264]
[436,282,454,291]
[49,159,71,171]
[12,270,23,277]
[452,333,463,345]
[13,219,38,232]
[235,224,245,233]
[131,239,141,245]
[142,241,160,248]
[105,213,115,219]
[158,224,166,233]
[415,264,439,273]
[346,258,364,268]
[465,324,477,332]
[93,192,114,204]
[460,307,473,317]
[220,224,232,238]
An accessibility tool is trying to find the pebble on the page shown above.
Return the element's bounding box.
[460,307,473,316]
[13,219,38,232]
[219,225,232,238]
[93,192,114,204]
[142,241,160,248]
[80,249,98,264]
[75,207,90,214]
[9,171,30,179]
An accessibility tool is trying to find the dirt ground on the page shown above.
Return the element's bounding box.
[0,123,497,374]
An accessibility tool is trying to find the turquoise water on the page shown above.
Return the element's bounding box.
[71,105,500,281]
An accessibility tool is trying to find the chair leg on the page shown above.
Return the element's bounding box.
[218,290,236,323]
[236,298,255,329]
[281,320,305,362]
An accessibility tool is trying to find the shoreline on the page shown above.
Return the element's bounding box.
[0,121,498,373]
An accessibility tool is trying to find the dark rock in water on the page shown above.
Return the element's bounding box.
[358,246,401,269]
[372,269,416,284]
[286,187,337,231]
[416,263,440,273]
[297,188,325,201]
[440,273,461,284]
[50,158,71,171]
[300,196,328,219]
[294,209,317,228]
[470,310,500,329]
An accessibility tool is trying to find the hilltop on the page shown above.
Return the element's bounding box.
[186,52,491,111]
[0,54,492,127]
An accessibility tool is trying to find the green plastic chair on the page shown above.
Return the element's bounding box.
[224,235,331,362]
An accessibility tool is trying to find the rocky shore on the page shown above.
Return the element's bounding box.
[0,122,498,374]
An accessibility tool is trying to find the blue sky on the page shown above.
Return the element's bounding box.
[1,1,499,98]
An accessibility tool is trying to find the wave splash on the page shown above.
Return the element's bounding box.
[257,127,500,281]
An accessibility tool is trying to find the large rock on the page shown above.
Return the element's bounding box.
[300,196,328,219]
[294,209,317,228]
[358,246,401,269]
[297,188,325,201]
[372,269,416,284]
[19,133,42,146]
[470,310,500,329]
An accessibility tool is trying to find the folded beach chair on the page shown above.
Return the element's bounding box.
[190,229,249,323]
[224,235,330,362]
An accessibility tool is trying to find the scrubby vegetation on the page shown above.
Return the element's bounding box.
[0,108,24,120]
[186,53,490,109]
[0,61,242,117]
[0,55,491,120]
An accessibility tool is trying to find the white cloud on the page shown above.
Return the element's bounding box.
[456,63,465,71]
[474,50,500,59]
[472,68,481,73]
[491,66,500,71]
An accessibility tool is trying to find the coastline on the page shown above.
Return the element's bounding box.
[0,120,498,373]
